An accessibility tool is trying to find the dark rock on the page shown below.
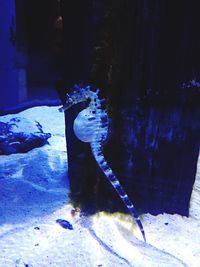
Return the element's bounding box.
[59,1,200,217]
[0,117,51,155]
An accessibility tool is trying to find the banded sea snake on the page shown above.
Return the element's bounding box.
[59,85,146,242]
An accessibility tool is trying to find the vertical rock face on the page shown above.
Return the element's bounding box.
[0,0,20,110]
[61,0,200,216]
[114,106,200,215]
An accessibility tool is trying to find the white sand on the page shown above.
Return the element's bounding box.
[0,106,199,267]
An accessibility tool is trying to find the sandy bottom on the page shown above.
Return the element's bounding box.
[0,106,199,267]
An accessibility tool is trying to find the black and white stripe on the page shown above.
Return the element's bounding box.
[60,85,146,242]
[91,142,146,243]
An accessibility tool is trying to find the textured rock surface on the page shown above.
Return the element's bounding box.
[0,117,51,155]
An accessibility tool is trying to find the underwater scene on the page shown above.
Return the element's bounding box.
[1,1,200,266]
[0,105,199,267]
